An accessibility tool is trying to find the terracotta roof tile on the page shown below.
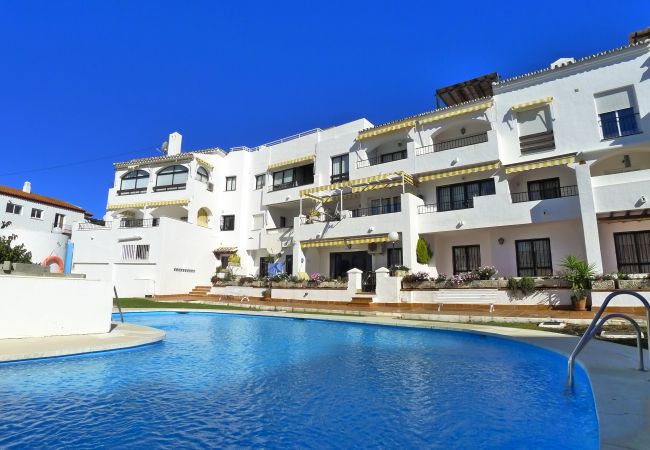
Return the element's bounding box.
[0,185,89,216]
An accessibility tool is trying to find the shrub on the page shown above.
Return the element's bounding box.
[210,274,220,284]
[473,265,498,280]
[0,222,32,263]
[616,272,630,280]
[507,277,536,296]
[416,238,433,264]
[435,273,448,283]
[238,276,256,285]
[402,272,430,283]
[560,255,597,299]
[309,272,323,283]
[449,271,479,286]
[269,272,290,282]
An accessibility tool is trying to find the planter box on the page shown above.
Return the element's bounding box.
[402,280,439,290]
[318,281,347,289]
[617,279,650,290]
[591,280,616,291]
[237,281,266,288]
[467,280,500,288]
[534,278,572,289]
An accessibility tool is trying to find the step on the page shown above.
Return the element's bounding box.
[350,296,373,306]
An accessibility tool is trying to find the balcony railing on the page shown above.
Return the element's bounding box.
[418,199,475,214]
[600,113,641,140]
[77,221,113,231]
[119,218,160,228]
[351,203,401,217]
[153,183,186,192]
[415,132,489,156]
[519,130,555,153]
[356,149,407,169]
[269,179,313,192]
[511,185,578,203]
[330,173,350,183]
[117,187,147,196]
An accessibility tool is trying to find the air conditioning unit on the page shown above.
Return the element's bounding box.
[207,182,214,192]
[340,210,352,219]
[368,242,385,254]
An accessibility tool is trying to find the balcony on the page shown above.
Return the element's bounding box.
[351,203,401,218]
[600,112,641,140]
[153,183,186,192]
[330,173,350,183]
[119,218,160,228]
[418,199,477,214]
[268,179,316,192]
[593,168,650,213]
[510,185,578,203]
[415,132,488,156]
[117,187,147,196]
[77,221,112,231]
[519,130,555,153]
[356,149,407,169]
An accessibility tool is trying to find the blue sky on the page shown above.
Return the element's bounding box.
[0,0,648,215]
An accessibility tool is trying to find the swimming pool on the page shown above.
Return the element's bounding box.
[0,312,598,449]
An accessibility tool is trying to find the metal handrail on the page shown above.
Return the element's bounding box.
[356,149,407,168]
[510,185,578,203]
[113,286,124,323]
[567,290,650,387]
[415,132,489,156]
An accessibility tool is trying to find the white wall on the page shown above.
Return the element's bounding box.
[0,275,112,339]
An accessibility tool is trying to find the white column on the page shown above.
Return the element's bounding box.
[347,268,363,294]
[575,162,604,273]
[293,241,306,275]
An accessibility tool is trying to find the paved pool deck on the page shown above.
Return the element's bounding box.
[0,322,165,363]
[124,307,650,450]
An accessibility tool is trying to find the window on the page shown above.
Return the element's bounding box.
[527,178,561,201]
[452,245,481,274]
[121,244,150,261]
[31,208,43,219]
[285,255,293,275]
[436,179,495,212]
[331,154,349,182]
[5,203,22,215]
[516,106,555,153]
[120,170,149,193]
[220,255,229,269]
[225,176,237,191]
[271,164,314,191]
[53,213,65,229]
[595,87,640,139]
[614,231,650,273]
[516,238,552,276]
[220,215,235,231]
[279,216,286,228]
[155,165,188,190]
[252,214,264,230]
[368,196,401,215]
[255,174,265,190]
[196,166,210,184]
[259,257,270,278]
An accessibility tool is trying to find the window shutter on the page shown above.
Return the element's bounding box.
[595,87,633,114]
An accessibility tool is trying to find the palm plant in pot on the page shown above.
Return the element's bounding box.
[560,255,597,311]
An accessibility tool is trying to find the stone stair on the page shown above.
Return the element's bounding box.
[350,293,374,306]
[188,285,212,297]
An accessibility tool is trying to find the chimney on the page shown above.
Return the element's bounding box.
[167,132,182,156]
[629,26,650,45]
[22,181,31,193]
[550,57,575,70]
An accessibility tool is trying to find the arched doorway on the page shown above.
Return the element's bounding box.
[197,207,211,228]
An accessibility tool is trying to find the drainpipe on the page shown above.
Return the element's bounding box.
[64,241,74,274]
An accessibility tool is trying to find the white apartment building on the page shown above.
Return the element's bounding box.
[72,35,650,297]
[1,182,88,267]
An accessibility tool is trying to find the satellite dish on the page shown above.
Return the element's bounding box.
[266,242,281,256]
[160,141,168,154]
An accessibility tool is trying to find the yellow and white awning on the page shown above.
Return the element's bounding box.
[351,181,404,193]
[511,96,553,112]
[358,120,416,140]
[300,172,413,197]
[301,234,395,249]
[505,155,575,174]
[303,193,360,203]
[195,157,214,169]
[268,154,315,171]
[419,100,493,125]
[107,199,190,211]
[417,162,501,183]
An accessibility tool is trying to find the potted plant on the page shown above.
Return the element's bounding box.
[560,256,597,311]
[305,209,320,224]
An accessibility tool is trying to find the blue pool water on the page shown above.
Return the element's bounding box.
[0,313,598,449]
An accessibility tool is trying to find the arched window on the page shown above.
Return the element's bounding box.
[119,170,149,194]
[197,207,211,227]
[155,165,189,191]
[196,166,210,184]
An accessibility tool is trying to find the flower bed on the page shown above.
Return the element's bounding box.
[617,279,650,290]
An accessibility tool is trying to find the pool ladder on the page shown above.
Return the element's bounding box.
[567,290,650,387]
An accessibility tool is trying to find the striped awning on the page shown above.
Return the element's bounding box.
[301,234,395,249]
[195,157,214,169]
[268,154,315,171]
[351,181,404,193]
[106,199,190,211]
[303,192,360,203]
[511,96,553,112]
[417,162,501,183]
[505,155,575,174]
[300,172,413,197]
[419,101,493,125]
[358,120,416,141]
